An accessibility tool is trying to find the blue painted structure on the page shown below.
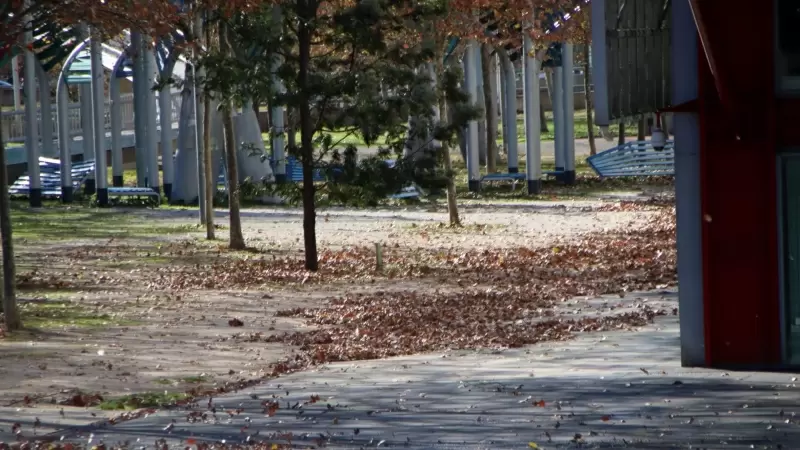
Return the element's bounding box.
[586,140,675,178]
[8,157,160,202]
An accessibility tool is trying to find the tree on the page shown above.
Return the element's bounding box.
[481,43,498,173]
[0,121,20,331]
[1,0,177,331]
[208,0,460,270]
[217,22,246,249]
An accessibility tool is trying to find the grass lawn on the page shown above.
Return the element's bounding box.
[261,109,611,148]
[10,200,195,242]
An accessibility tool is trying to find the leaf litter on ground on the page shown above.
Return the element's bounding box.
[0,203,678,449]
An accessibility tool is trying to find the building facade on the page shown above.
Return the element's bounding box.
[594,0,800,368]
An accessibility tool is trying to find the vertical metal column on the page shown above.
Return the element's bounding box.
[500,53,519,173]
[271,6,286,183]
[523,34,542,194]
[110,75,124,187]
[552,64,565,178]
[131,32,148,186]
[23,11,41,207]
[498,54,509,169]
[159,83,175,198]
[80,85,96,195]
[11,56,21,110]
[672,0,705,367]
[90,32,108,206]
[38,69,54,158]
[56,79,73,202]
[143,39,161,193]
[562,43,576,184]
[465,40,481,192]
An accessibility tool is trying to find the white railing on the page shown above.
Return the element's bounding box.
[1,92,182,146]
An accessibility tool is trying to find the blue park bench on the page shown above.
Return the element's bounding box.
[586,140,675,178]
[267,156,422,200]
[9,158,161,203]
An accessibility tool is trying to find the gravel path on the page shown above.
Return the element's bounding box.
[140,200,657,251]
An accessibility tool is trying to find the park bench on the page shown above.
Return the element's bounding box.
[586,140,675,178]
[9,158,96,197]
[273,156,421,199]
[9,158,161,204]
[479,170,564,190]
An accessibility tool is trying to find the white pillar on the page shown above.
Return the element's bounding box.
[552,64,565,176]
[143,40,160,192]
[501,53,519,173]
[110,76,123,186]
[56,79,73,202]
[23,19,41,207]
[498,55,509,167]
[11,56,21,111]
[79,85,94,164]
[194,62,207,217]
[561,43,576,184]
[672,0,705,367]
[523,35,542,194]
[465,40,481,192]
[159,85,175,197]
[38,69,54,158]
[90,33,108,205]
[131,32,147,186]
[271,6,286,183]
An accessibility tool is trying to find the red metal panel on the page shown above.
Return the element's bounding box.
[698,0,781,367]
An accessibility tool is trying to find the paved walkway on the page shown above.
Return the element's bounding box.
[5,290,799,449]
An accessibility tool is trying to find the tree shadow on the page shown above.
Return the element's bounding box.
[38,316,800,449]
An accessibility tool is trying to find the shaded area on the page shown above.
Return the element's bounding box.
[38,311,800,449]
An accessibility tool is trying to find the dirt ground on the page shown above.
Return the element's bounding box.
[0,198,669,410]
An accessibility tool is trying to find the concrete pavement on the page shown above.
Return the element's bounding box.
[5,290,800,449]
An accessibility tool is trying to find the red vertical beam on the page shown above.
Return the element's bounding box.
[696,0,780,367]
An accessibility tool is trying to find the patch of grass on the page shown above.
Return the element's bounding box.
[105,168,140,187]
[261,110,607,147]
[98,391,190,410]
[11,202,202,243]
[18,301,139,329]
[181,375,209,384]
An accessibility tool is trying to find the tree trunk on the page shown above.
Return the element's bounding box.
[637,114,646,141]
[298,14,319,272]
[203,21,215,240]
[583,45,597,156]
[0,125,20,331]
[481,44,498,173]
[435,59,461,227]
[618,122,625,146]
[220,23,246,250]
[221,110,245,250]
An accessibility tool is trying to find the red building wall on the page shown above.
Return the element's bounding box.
[697,2,782,367]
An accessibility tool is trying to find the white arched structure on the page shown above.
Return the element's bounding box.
[56,34,179,204]
[53,29,274,206]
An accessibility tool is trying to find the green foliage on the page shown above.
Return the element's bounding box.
[98,391,190,410]
[198,0,475,206]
